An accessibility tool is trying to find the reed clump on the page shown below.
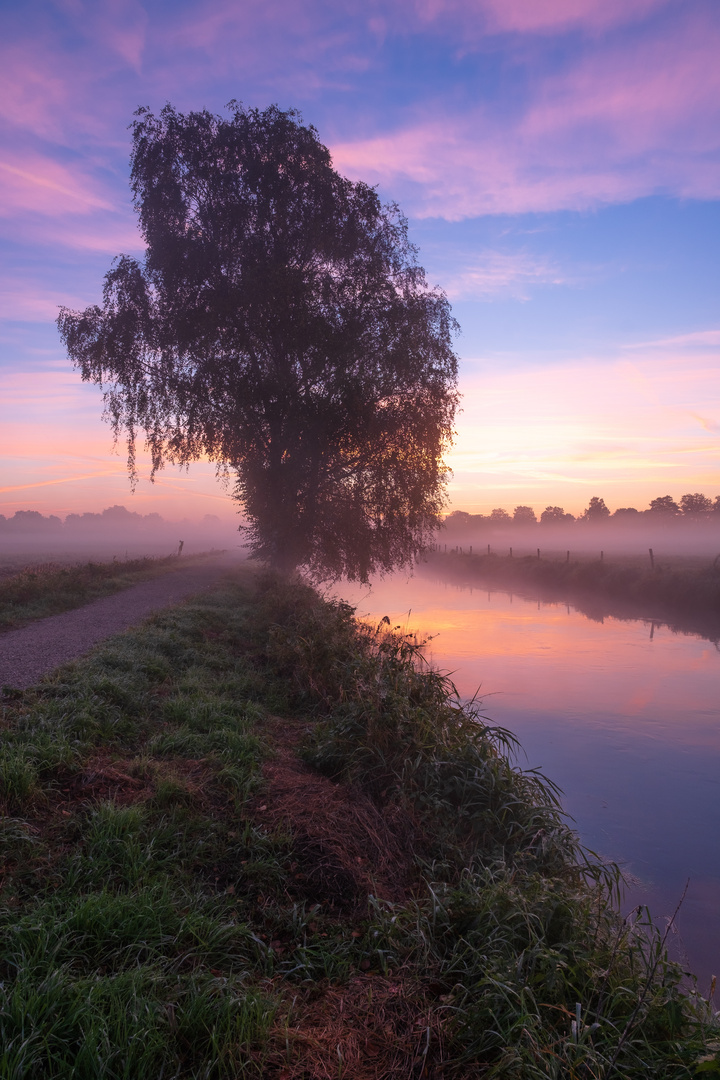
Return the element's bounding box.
[0,568,716,1078]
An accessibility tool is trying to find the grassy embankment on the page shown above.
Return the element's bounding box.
[0,567,717,1077]
[425,550,720,635]
[0,553,221,633]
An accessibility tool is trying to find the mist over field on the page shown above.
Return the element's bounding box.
[0,505,243,572]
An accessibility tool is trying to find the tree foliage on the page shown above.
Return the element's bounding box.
[679,492,712,515]
[512,505,536,524]
[540,506,569,524]
[58,103,459,581]
[649,495,679,514]
[583,495,610,521]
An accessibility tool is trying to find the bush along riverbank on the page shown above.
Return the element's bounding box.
[423,549,720,637]
[0,568,717,1078]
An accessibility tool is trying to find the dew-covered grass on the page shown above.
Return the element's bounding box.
[0,566,716,1077]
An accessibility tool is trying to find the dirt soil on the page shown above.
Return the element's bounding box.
[253,718,419,912]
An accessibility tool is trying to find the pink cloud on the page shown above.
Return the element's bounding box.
[411,0,670,36]
[0,284,91,323]
[331,15,720,216]
[331,122,664,216]
[95,0,148,70]
[625,330,720,349]
[521,17,720,154]
[0,48,70,138]
[0,155,112,216]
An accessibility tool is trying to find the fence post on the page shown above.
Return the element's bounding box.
[537,548,540,560]
[649,547,654,569]
[509,547,513,557]
[566,550,570,563]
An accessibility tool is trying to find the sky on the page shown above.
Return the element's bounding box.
[1,0,719,521]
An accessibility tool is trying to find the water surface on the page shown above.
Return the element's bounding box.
[341,569,720,989]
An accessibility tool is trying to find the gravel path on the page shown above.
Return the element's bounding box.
[0,557,237,691]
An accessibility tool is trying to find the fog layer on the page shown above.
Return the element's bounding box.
[439,514,720,558]
[0,505,243,570]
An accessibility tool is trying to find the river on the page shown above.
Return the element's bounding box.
[340,566,720,991]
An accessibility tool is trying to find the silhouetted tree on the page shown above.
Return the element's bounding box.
[679,492,712,515]
[583,496,610,522]
[540,506,567,524]
[612,507,639,517]
[58,103,459,582]
[512,505,537,524]
[649,495,679,514]
[713,496,720,515]
[490,508,511,523]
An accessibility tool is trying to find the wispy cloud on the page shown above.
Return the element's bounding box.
[0,284,91,323]
[441,252,566,299]
[332,12,720,216]
[410,0,671,36]
[0,470,126,495]
[688,413,720,433]
[0,156,112,216]
[447,350,720,511]
[624,330,720,349]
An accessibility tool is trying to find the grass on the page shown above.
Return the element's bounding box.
[0,552,221,633]
[0,565,717,1077]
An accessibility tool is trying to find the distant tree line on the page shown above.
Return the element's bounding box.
[0,506,223,535]
[445,493,720,529]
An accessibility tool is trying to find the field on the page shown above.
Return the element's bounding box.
[0,553,222,633]
[0,566,717,1077]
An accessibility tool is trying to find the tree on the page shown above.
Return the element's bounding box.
[583,496,610,522]
[649,495,679,514]
[490,508,511,523]
[540,506,567,524]
[513,505,537,524]
[679,493,712,515]
[445,510,471,526]
[58,103,460,582]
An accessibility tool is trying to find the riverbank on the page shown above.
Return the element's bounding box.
[0,568,716,1077]
[423,549,720,641]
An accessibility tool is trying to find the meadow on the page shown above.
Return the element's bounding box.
[0,553,219,633]
[0,565,717,1077]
